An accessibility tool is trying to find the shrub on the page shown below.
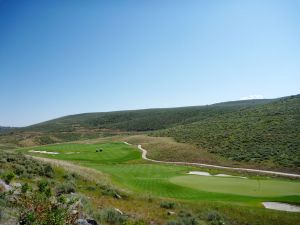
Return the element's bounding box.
[160,201,175,209]
[100,208,127,225]
[100,185,124,199]
[167,221,182,225]
[44,164,54,178]
[204,210,225,225]
[18,188,79,225]
[21,183,30,193]
[125,219,147,225]
[56,183,76,195]
[38,180,49,193]
[14,165,25,176]
[2,172,15,184]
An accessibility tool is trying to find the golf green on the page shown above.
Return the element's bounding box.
[170,175,300,197]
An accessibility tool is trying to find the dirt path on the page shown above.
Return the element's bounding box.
[130,143,300,178]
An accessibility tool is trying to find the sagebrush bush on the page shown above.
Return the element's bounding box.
[18,187,79,225]
[100,208,127,225]
[160,201,175,209]
[203,210,225,225]
[56,182,76,195]
[2,172,15,184]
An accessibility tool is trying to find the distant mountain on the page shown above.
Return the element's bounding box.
[0,126,15,133]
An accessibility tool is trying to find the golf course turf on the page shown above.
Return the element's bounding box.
[23,142,300,205]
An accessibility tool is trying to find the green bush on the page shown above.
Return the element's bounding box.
[100,208,127,225]
[100,185,124,199]
[18,188,79,225]
[204,210,225,225]
[44,164,54,178]
[2,172,15,184]
[38,180,49,193]
[56,183,76,195]
[167,221,182,225]
[21,183,30,193]
[160,201,175,209]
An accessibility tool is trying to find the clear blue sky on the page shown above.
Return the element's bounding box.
[0,0,299,127]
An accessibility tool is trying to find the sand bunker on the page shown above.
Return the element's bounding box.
[188,171,247,179]
[29,150,59,155]
[188,171,211,176]
[262,202,300,212]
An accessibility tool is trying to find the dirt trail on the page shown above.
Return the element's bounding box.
[129,143,300,178]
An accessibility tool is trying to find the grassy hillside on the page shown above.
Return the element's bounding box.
[2,94,299,169]
[23,99,273,132]
[157,95,300,168]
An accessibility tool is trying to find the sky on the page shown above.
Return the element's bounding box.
[0,0,299,127]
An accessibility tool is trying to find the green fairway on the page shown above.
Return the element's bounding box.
[23,142,300,204]
[26,143,141,164]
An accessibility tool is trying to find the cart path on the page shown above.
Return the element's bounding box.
[124,142,300,178]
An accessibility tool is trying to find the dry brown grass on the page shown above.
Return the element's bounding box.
[31,156,111,185]
[122,135,226,164]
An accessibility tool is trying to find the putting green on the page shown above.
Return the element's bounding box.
[23,142,300,203]
[170,175,300,197]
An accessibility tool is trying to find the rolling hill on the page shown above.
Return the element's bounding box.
[2,94,300,169]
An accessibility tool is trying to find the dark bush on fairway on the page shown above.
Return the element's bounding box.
[160,201,175,209]
[100,208,127,225]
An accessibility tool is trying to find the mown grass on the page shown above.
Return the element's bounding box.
[21,142,300,206]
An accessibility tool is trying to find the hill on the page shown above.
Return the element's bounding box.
[2,94,300,169]
[23,98,274,132]
[157,95,300,168]
[0,126,15,133]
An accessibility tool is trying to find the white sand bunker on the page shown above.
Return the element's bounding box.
[188,171,211,176]
[188,171,247,179]
[262,202,300,212]
[29,150,59,155]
